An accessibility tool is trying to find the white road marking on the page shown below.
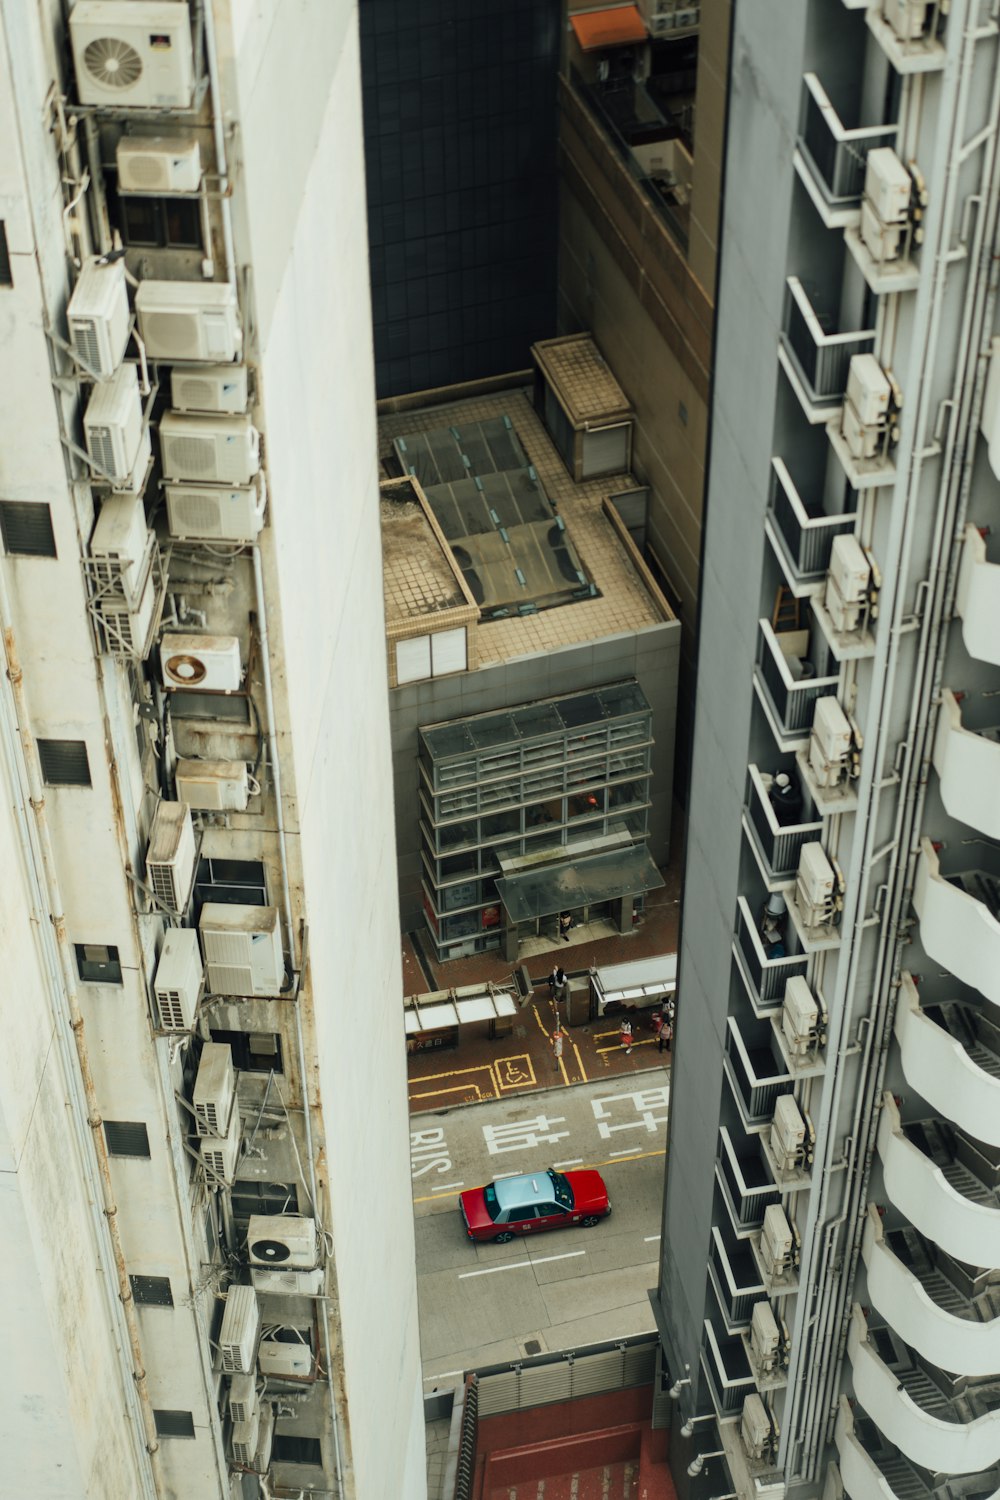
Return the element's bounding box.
[483,1116,570,1156]
[644,1234,662,1242]
[423,1369,464,1384]
[431,1182,464,1192]
[610,1146,643,1157]
[459,1250,585,1280]
[552,1158,583,1168]
[492,1169,524,1180]
[591,1087,670,1140]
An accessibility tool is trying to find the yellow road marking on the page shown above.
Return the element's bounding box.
[572,1041,588,1083]
[409,1082,485,1101]
[412,1147,666,1204]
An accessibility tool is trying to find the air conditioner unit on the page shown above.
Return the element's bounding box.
[193,1041,235,1137]
[883,0,929,42]
[258,1333,313,1380]
[135,280,241,363]
[760,1204,794,1278]
[247,1215,319,1271]
[159,411,260,485]
[220,1285,261,1375]
[231,1408,260,1467]
[199,904,284,997]
[200,1097,242,1183]
[863,147,911,227]
[116,134,201,193]
[96,565,157,657]
[824,534,871,635]
[145,799,196,913]
[251,1264,325,1297]
[84,362,149,491]
[175,757,250,811]
[781,975,820,1058]
[750,1301,780,1370]
[152,928,203,1031]
[795,842,836,928]
[89,494,151,603]
[741,1392,772,1460]
[69,2,195,109]
[171,363,248,415]
[67,255,130,377]
[165,474,266,543]
[770,1094,806,1173]
[842,354,892,462]
[228,1373,258,1426]
[160,631,242,692]
[808,696,853,788]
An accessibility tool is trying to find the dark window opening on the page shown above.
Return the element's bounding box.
[104,1121,151,1158]
[37,738,91,786]
[153,1409,195,1439]
[194,856,267,914]
[209,1028,283,1074]
[271,1434,322,1466]
[117,196,202,251]
[230,1181,298,1229]
[130,1274,174,1307]
[0,223,11,286]
[0,501,56,557]
[75,943,123,984]
[168,690,251,723]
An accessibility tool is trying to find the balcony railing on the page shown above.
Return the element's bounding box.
[781,276,876,411]
[745,765,823,882]
[913,839,1000,1008]
[724,1017,795,1127]
[956,524,1000,667]
[717,1127,781,1234]
[701,1321,756,1418]
[708,1227,766,1331]
[755,618,840,743]
[894,973,1000,1150]
[797,73,898,212]
[733,896,808,1010]
[932,690,1000,841]
[767,457,857,589]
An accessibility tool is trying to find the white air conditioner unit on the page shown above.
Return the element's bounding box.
[251,1264,325,1297]
[883,0,929,42]
[741,1392,772,1461]
[96,565,157,657]
[171,363,248,415]
[770,1094,806,1173]
[84,362,149,491]
[152,928,203,1031]
[159,411,260,485]
[258,1333,313,1380]
[254,1404,274,1473]
[824,534,872,635]
[145,799,196,913]
[165,474,266,543]
[70,2,195,109]
[760,1204,794,1279]
[193,1041,235,1137]
[116,134,201,193]
[220,1285,261,1375]
[247,1215,319,1271]
[175,757,250,811]
[842,354,892,462]
[795,842,836,929]
[90,494,151,603]
[750,1301,780,1370]
[199,904,284,997]
[135,280,241,363]
[808,696,854,789]
[200,1098,242,1184]
[228,1373,258,1427]
[781,975,820,1059]
[67,255,130,377]
[231,1408,260,1467]
[862,148,911,236]
[160,632,242,692]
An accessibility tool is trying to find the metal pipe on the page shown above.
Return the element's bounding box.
[201,0,237,289]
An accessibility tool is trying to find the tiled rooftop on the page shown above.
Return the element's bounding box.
[532,333,632,424]
[378,387,670,668]
[380,479,468,623]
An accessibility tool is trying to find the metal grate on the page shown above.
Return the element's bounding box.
[0,501,56,557]
[104,1120,151,1158]
[130,1274,174,1307]
[37,739,91,786]
[153,1409,195,1438]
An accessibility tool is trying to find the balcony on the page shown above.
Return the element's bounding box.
[956,525,1000,667]
[779,277,877,423]
[866,8,948,75]
[708,1226,767,1334]
[932,690,1000,840]
[716,1126,781,1237]
[723,1016,795,1132]
[765,457,857,596]
[753,617,840,753]
[912,839,1000,1007]
[847,1304,1000,1476]
[743,764,823,887]
[733,896,808,1017]
[876,1093,1000,1271]
[894,972,1000,1149]
[862,1207,1000,1379]
[835,1398,953,1500]
[701,1320,756,1420]
[794,73,898,228]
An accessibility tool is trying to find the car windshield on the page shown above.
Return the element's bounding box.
[547,1169,574,1209]
[483,1183,501,1222]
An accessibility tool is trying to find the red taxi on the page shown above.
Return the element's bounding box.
[459,1167,611,1243]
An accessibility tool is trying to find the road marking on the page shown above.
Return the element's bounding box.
[431,1181,464,1192]
[423,1369,464,1384]
[644,1234,661,1243]
[610,1146,642,1157]
[412,1149,665,1204]
[572,1039,588,1082]
[458,1250,585,1280]
[552,1158,583,1169]
[492,1169,525,1180]
[483,1116,570,1156]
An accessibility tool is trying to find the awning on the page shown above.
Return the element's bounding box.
[570,5,647,51]
[496,843,664,924]
[403,990,518,1035]
[592,953,677,1010]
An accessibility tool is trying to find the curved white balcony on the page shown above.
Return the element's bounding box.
[933,690,1000,840]
[956,525,1000,667]
[862,1207,1000,1378]
[835,1399,917,1500]
[848,1305,1000,1474]
[912,839,1000,1007]
[875,1094,1000,1269]
[894,973,1000,1148]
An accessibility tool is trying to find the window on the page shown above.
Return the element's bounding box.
[505,1205,537,1223]
[118,196,202,251]
[104,1121,150,1158]
[0,223,11,286]
[37,739,91,787]
[194,857,267,911]
[271,1434,322,1467]
[153,1410,195,1439]
[0,502,56,557]
[168,690,250,722]
[230,1181,298,1229]
[130,1275,173,1307]
[75,943,123,984]
[209,1028,283,1074]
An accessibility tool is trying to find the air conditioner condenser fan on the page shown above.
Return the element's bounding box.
[250,1238,291,1263]
[84,37,143,90]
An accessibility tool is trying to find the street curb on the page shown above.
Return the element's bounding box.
[410,1058,671,1116]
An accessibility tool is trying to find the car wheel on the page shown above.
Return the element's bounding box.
[580,1215,602,1228]
[494,1231,514,1243]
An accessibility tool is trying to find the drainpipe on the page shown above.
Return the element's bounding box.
[201,0,237,290]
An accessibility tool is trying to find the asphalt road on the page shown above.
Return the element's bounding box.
[410,1068,670,1388]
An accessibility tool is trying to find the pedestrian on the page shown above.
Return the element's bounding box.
[559,911,574,942]
[548,964,567,1002]
[551,1025,567,1071]
[652,1009,664,1048]
[619,1017,633,1055]
[660,1011,673,1054]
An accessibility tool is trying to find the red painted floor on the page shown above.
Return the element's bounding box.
[487,1458,638,1498]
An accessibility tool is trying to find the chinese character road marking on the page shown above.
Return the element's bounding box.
[590,1086,669,1140]
[482,1115,571,1156]
[410,1126,452,1179]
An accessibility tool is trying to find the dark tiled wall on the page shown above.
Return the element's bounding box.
[360,0,560,398]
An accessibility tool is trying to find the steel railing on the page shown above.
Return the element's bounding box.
[756,618,840,737]
[784,276,875,403]
[769,457,856,582]
[799,72,898,205]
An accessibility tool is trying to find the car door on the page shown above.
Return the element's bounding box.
[534,1199,570,1233]
[507,1205,538,1235]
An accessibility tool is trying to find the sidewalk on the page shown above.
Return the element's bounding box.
[405,847,681,1114]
